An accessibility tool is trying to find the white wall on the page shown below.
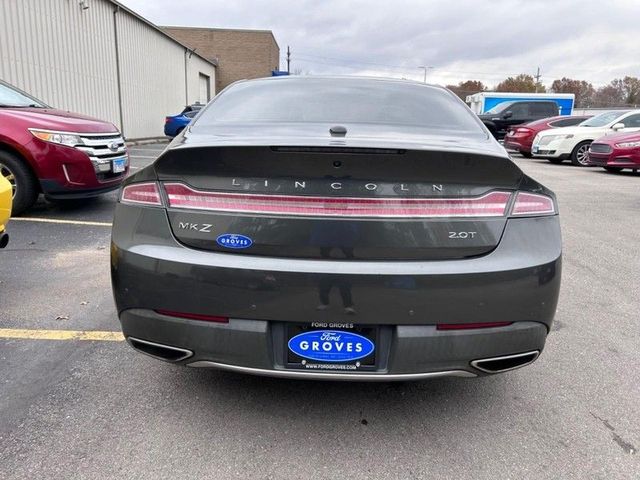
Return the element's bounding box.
[0,0,216,139]
[0,0,121,127]
[188,55,216,105]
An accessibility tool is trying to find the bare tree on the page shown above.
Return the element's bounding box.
[495,74,546,93]
[550,78,595,107]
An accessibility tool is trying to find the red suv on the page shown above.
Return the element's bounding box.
[0,80,128,214]
[504,115,591,157]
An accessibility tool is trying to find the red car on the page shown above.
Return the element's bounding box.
[587,131,640,173]
[504,115,591,157]
[0,80,128,215]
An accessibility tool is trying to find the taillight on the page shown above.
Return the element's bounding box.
[164,183,512,218]
[155,309,229,323]
[165,117,171,123]
[121,182,163,206]
[437,322,512,330]
[515,127,531,133]
[511,192,555,216]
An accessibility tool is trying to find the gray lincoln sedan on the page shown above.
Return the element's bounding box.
[110,76,561,380]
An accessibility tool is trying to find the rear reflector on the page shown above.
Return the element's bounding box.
[121,182,163,206]
[164,183,512,218]
[436,322,512,330]
[155,309,229,323]
[511,192,555,216]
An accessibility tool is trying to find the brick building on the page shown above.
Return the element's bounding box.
[162,26,280,92]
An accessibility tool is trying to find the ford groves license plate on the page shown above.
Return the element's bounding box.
[286,324,377,371]
[112,157,126,173]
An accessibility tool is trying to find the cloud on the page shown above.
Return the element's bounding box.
[121,0,640,87]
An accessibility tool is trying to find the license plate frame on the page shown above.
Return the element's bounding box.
[112,157,127,173]
[285,323,379,371]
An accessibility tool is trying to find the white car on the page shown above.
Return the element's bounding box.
[532,110,640,166]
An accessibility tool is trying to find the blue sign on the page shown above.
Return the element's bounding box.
[288,330,375,363]
[216,234,253,249]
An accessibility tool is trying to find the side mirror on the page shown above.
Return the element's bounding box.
[612,122,625,131]
[502,111,513,119]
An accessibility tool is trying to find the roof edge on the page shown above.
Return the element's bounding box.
[107,0,218,67]
[161,25,280,50]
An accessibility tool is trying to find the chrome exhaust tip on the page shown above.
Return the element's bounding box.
[127,337,193,362]
[471,350,540,374]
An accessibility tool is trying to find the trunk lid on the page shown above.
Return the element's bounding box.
[154,127,522,261]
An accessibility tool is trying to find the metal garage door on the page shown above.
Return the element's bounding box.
[199,73,210,104]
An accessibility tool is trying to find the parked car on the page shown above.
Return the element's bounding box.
[112,76,561,380]
[477,100,560,140]
[504,115,591,157]
[0,80,128,215]
[587,131,640,173]
[180,103,204,114]
[164,109,199,137]
[532,110,640,166]
[0,175,11,248]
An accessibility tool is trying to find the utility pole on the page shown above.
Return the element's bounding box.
[418,66,433,83]
[534,66,541,92]
[287,46,291,74]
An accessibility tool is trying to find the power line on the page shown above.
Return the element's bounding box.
[293,52,538,78]
[289,51,636,83]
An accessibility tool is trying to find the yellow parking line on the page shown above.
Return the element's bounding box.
[11,217,112,227]
[0,328,124,341]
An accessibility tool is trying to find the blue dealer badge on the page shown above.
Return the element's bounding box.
[216,233,253,249]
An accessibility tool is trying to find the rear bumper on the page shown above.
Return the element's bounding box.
[121,309,548,378]
[504,139,532,153]
[111,204,561,378]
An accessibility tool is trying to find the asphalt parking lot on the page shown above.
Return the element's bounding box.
[0,143,638,479]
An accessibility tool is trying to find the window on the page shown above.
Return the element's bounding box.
[184,111,198,119]
[620,114,640,128]
[551,117,584,127]
[580,111,629,127]
[509,103,529,119]
[0,82,46,108]
[530,103,556,116]
[485,101,514,114]
[195,78,485,134]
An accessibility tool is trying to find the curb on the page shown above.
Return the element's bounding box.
[126,137,169,147]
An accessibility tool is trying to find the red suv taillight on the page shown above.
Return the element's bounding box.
[121,182,163,206]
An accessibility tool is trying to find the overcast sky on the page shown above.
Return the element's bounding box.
[121,0,639,88]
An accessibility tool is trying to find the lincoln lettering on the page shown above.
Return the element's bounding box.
[230,178,444,192]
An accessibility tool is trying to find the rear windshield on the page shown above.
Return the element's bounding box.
[195,78,484,132]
